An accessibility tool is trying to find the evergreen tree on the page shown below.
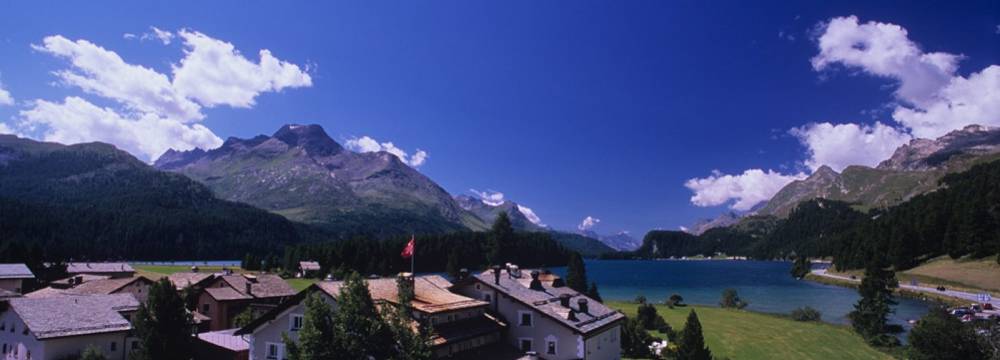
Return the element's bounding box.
[232,307,255,328]
[848,260,899,345]
[677,310,712,360]
[908,307,987,360]
[132,278,193,360]
[80,345,108,360]
[285,292,336,360]
[487,212,514,265]
[790,256,810,278]
[620,317,654,358]
[586,282,603,303]
[445,249,461,279]
[565,252,589,293]
[331,272,394,358]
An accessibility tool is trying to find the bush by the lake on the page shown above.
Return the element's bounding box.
[635,295,647,304]
[790,306,822,322]
[666,293,685,308]
[719,288,748,309]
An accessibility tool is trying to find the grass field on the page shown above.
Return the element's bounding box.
[286,278,318,291]
[902,256,1000,292]
[132,264,245,280]
[608,301,892,360]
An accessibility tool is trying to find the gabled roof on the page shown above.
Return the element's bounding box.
[299,261,321,271]
[66,262,135,274]
[197,329,249,352]
[316,275,487,314]
[0,264,34,279]
[52,274,111,287]
[467,270,624,335]
[166,272,216,290]
[205,287,252,301]
[7,294,139,339]
[216,274,295,299]
[30,277,151,298]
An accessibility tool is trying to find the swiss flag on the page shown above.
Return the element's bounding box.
[401,236,415,259]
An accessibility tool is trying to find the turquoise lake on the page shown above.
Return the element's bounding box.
[553,260,932,332]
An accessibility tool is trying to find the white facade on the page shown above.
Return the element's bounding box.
[0,310,135,360]
[245,293,338,360]
[455,279,621,360]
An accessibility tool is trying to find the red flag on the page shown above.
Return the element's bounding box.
[401,236,415,259]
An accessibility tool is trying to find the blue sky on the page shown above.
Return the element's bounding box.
[0,1,997,237]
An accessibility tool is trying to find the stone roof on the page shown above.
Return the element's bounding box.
[167,272,216,290]
[0,264,34,279]
[316,275,487,314]
[197,329,249,352]
[299,261,321,271]
[66,277,150,295]
[430,313,506,347]
[205,287,252,301]
[218,274,296,299]
[52,274,111,287]
[469,270,624,335]
[67,262,135,274]
[0,288,21,300]
[7,294,139,339]
[24,287,69,298]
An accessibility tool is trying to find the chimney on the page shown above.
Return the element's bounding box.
[492,265,501,285]
[577,298,589,314]
[559,294,571,307]
[567,310,578,322]
[74,276,83,285]
[529,271,544,291]
[245,282,253,297]
[458,268,469,280]
[191,266,199,273]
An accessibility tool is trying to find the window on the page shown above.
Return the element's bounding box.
[547,341,556,355]
[201,304,210,313]
[111,342,117,351]
[132,341,139,350]
[266,343,284,360]
[290,315,304,331]
[475,284,481,290]
[519,338,533,352]
[484,294,491,302]
[518,311,533,327]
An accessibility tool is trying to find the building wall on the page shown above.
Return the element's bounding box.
[416,307,485,327]
[0,280,24,294]
[583,325,621,360]
[198,292,247,331]
[454,280,594,360]
[247,293,338,360]
[0,309,134,360]
[113,281,151,303]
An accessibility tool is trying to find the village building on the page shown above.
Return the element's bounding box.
[0,294,140,360]
[26,277,153,303]
[66,263,135,279]
[0,264,35,295]
[167,271,216,291]
[452,267,625,360]
[195,329,249,360]
[297,261,321,278]
[236,274,505,360]
[197,274,296,331]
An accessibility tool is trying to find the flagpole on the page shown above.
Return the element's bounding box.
[410,234,415,275]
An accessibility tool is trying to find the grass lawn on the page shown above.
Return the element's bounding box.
[902,256,1000,292]
[132,264,245,280]
[608,301,893,360]
[286,278,319,291]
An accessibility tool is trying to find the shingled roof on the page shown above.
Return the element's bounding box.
[469,270,624,335]
[217,274,296,299]
[0,264,34,279]
[166,272,215,290]
[316,275,487,314]
[205,286,253,301]
[29,277,151,298]
[7,294,139,339]
[66,262,134,274]
[299,261,321,271]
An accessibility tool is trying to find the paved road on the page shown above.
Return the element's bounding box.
[811,268,1000,313]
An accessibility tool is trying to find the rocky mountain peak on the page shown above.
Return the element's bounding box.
[272,124,342,156]
[878,124,1000,171]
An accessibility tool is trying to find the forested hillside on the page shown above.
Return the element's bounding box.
[617,159,1000,270]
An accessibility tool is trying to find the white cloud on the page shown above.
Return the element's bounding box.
[32,35,203,122]
[344,135,428,167]
[685,169,807,211]
[18,30,311,162]
[516,204,546,227]
[679,226,690,232]
[578,216,600,231]
[468,189,505,206]
[0,122,13,134]
[18,96,222,160]
[171,30,312,108]
[791,122,912,172]
[0,79,12,106]
[123,33,137,40]
[813,16,1000,139]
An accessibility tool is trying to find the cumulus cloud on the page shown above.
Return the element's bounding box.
[813,16,1000,139]
[516,204,546,227]
[791,122,912,172]
[685,169,807,211]
[19,97,221,160]
[344,135,428,167]
[124,27,175,45]
[17,30,311,161]
[171,30,312,108]
[0,79,12,106]
[0,122,13,134]
[578,216,600,231]
[468,189,505,206]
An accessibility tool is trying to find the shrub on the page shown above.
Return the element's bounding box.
[719,288,748,309]
[635,295,647,304]
[790,306,822,322]
[654,315,677,341]
[665,293,685,308]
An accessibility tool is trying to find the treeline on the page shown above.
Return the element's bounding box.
[611,159,1000,271]
[277,213,572,277]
